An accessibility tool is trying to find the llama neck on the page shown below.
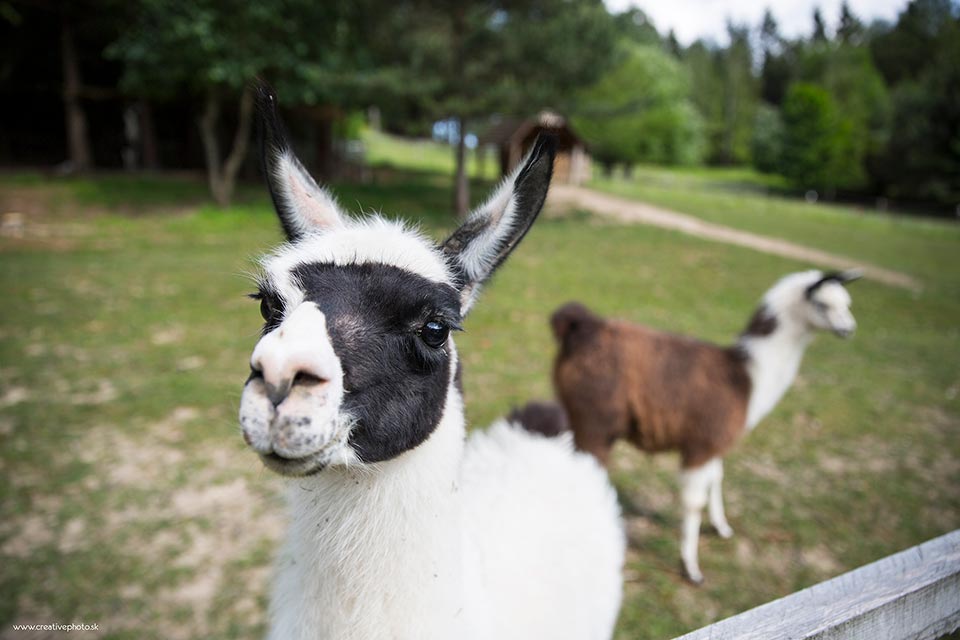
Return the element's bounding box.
[269,387,468,640]
[738,318,814,430]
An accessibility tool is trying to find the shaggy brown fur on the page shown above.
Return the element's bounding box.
[507,400,570,438]
[551,302,752,469]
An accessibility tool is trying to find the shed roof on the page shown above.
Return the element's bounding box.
[480,111,586,148]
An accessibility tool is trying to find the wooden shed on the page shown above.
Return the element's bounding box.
[480,112,591,185]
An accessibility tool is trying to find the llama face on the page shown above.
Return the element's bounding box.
[803,271,859,338]
[241,218,464,475]
[239,83,556,476]
[246,254,462,473]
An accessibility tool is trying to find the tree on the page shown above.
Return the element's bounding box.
[60,9,92,172]
[612,7,662,46]
[870,0,957,85]
[877,17,960,204]
[108,0,390,206]
[718,23,756,164]
[759,10,793,106]
[812,7,829,41]
[817,45,890,190]
[837,2,864,44]
[779,83,843,192]
[750,104,784,173]
[572,44,705,169]
[393,0,617,217]
[682,41,725,161]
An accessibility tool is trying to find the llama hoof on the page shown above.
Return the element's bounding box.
[682,563,704,585]
[715,524,734,539]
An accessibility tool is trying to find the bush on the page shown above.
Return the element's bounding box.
[779,83,843,192]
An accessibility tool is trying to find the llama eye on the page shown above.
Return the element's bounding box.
[260,297,274,321]
[419,320,449,349]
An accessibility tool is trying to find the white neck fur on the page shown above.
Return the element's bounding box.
[736,273,830,430]
[266,384,469,640]
[739,316,814,430]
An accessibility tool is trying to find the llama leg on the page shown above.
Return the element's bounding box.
[679,464,711,584]
[707,459,734,539]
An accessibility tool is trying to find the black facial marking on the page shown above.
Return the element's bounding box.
[289,262,461,463]
[805,270,861,299]
[741,304,778,338]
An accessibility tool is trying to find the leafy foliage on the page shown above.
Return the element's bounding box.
[572,45,705,167]
[779,83,842,191]
[750,104,784,174]
[106,0,401,105]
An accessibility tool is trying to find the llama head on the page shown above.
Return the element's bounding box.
[756,269,860,339]
[239,83,556,476]
[802,270,860,337]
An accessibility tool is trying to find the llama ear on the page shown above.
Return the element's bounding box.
[255,81,345,241]
[441,134,556,314]
[836,268,863,285]
[806,268,863,297]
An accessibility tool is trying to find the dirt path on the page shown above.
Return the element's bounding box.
[548,184,921,291]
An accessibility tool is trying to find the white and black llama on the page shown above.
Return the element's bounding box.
[238,84,625,640]
[552,270,860,583]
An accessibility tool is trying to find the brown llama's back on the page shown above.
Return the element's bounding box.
[551,303,752,468]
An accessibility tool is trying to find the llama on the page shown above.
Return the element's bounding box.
[238,84,624,640]
[551,270,860,583]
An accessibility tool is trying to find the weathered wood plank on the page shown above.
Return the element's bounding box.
[674,530,960,640]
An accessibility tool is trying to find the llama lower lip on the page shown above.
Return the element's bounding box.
[260,451,327,476]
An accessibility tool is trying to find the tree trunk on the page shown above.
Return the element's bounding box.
[197,86,254,207]
[61,18,92,172]
[139,100,160,170]
[454,116,469,219]
[315,112,335,181]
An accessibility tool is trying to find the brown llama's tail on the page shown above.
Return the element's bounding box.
[507,401,570,438]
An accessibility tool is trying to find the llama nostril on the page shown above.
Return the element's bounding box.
[266,379,293,407]
[293,371,327,388]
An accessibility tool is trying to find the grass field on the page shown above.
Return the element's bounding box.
[1,145,958,639]
[590,168,960,290]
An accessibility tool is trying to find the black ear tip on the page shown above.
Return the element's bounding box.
[842,269,864,283]
[253,78,289,158]
[531,133,559,161]
[253,79,279,119]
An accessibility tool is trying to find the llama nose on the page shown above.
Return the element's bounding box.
[248,302,341,406]
[265,377,293,407]
[261,371,329,407]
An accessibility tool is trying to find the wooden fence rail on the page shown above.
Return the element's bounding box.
[674,529,960,640]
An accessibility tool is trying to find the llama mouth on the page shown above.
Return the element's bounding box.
[259,451,328,477]
[832,327,855,339]
[255,417,354,477]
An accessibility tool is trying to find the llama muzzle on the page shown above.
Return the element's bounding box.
[239,302,349,474]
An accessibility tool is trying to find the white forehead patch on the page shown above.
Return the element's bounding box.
[259,216,454,305]
[762,269,823,308]
[810,281,852,309]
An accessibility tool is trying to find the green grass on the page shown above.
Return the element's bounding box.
[1,165,958,639]
[590,168,960,292]
[361,128,495,180]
